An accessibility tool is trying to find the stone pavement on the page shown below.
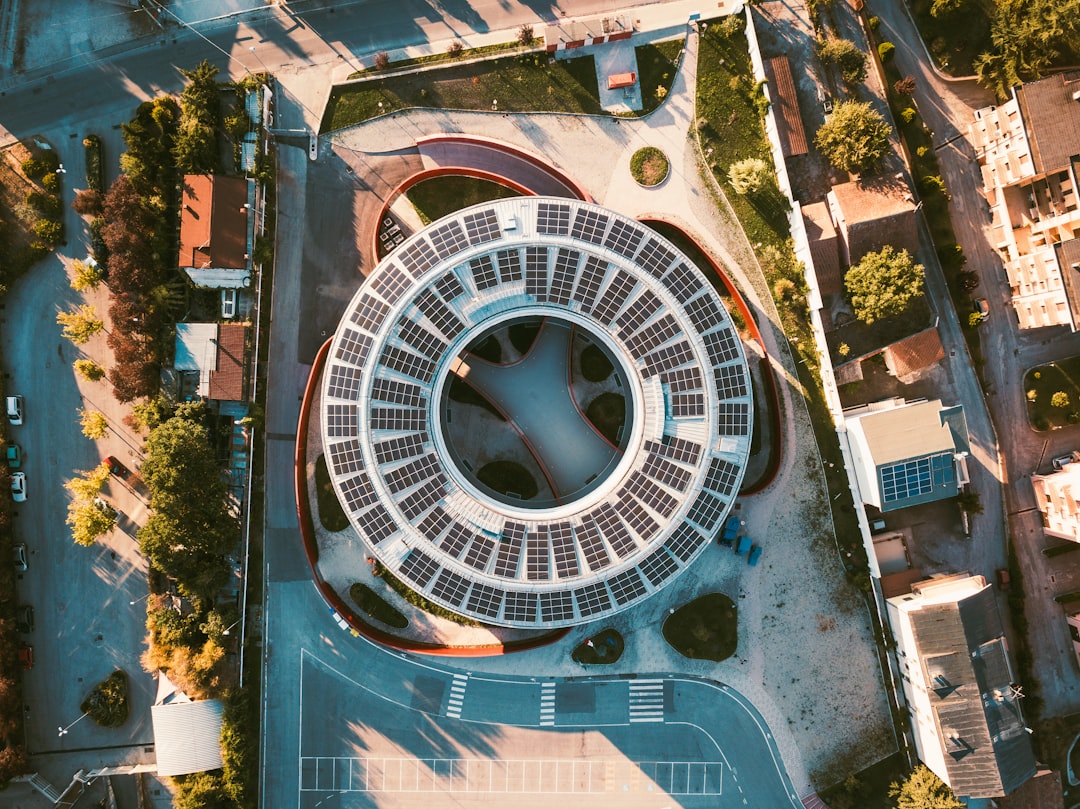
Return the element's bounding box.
[325,20,895,792]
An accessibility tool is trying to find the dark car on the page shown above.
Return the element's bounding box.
[16,605,33,633]
[12,543,27,572]
[104,455,131,480]
[17,645,32,670]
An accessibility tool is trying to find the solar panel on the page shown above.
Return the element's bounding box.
[609,568,646,605]
[380,345,436,382]
[526,529,551,581]
[463,208,501,244]
[714,364,748,400]
[641,451,692,492]
[398,478,445,520]
[371,263,411,305]
[703,328,740,366]
[396,238,439,278]
[373,433,427,465]
[703,457,740,497]
[636,238,677,279]
[357,503,398,544]
[503,591,538,622]
[615,493,659,541]
[340,471,379,513]
[620,472,678,517]
[661,366,703,393]
[536,202,571,235]
[371,377,424,407]
[398,318,447,360]
[434,270,466,302]
[399,549,439,587]
[439,522,473,558]
[325,404,357,438]
[717,402,751,436]
[466,583,502,618]
[415,290,464,339]
[661,261,705,303]
[428,220,469,260]
[494,522,526,578]
[572,255,608,313]
[591,271,636,324]
[574,582,612,617]
[642,340,695,377]
[671,392,705,418]
[417,507,452,543]
[638,547,679,587]
[328,439,364,476]
[431,568,471,606]
[626,313,679,357]
[350,295,390,332]
[684,293,723,334]
[593,503,636,557]
[384,452,441,494]
[525,246,548,299]
[370,406,427,432]
[335,329,374,367]
[687,490,726,532]
[603,218,644,258]
[576,517,612,571]
[470,255,499,291]
[645,436,702,465]
[664,521,706,561]
[880,453,954,504]
[327,364,363,400]
[615,289,661,333]
[550,523,579,578]
[571,207,609,244]
[496,249,523,282]
[463,535,496,570]
[539,590,574,621]
[549,248,578,306]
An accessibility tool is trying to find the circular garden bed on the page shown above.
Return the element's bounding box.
[630,146,670,187]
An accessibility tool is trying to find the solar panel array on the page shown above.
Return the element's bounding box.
[320,198,753,627]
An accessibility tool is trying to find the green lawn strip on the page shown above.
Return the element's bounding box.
[372,560,482,626]
[322,53,602,132]
[314,454,350,532]
[348,41,527,78]
[635,40,685,114]
[1024,358,1080,430]
[663,593,737,661]
[630,146,670,186]
[349,582,409,629]
[406,176,521,225]
[819,751,907,809]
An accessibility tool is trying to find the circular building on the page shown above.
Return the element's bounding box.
[320,197,752,628]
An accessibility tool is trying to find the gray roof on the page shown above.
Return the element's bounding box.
[857,399,963,466]
[150,699,224,776]
[910,585,1036,798]
[1015,71,1080,175]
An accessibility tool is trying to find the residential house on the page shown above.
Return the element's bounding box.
[887,574,1037,799]
[826,176,920,266]
[174,322,250,413]
[844,397,969,513]
[1031,458,1080,543]
[178,174,253,293]
[970,71,1080,330]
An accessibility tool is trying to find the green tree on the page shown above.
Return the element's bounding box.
[727,157,772,194]
[65,463,111,501]
[66,498,117,546]
[975,0,1080,98]
[1052,391,1070,408]
[80,409,109,440]
[516,23,535,46]
[957,490,984,515]
[171,772,231,809]
[889,765,964,809]
[70,258,103,291]
[57,304,104,344]
[74,359,106,381]
[815,101,892,174]
[173,60,222,174]
[817,37,868,84]
[845,246,925,324]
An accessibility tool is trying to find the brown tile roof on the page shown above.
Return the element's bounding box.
[1015,71,1080,175]
[764,57,808,157]
[802,201,841,295]
[997,770,1064,809]
[880,567,924,599]
[178,175,248,271]
[208,323,247,402]
[884,326,945,378]
[830,176,915,226]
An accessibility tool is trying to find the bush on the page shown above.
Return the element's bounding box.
[41,172,59,192]
[919,174,947,196]
[868,15,880,30]
[968,312,984,328]
[817,37,868,84]
[72,189,103,215]
[33,219,64,246]
[516,23,535,46]
[1052,391,1070,409]
[894,75,916,95]
[878,42,896,62]
[373,51,390,70]
[83,134,104,192]
[900,107,917,125]
[21,157,48,179]
[446,40,464,57]
[80,670,129,727]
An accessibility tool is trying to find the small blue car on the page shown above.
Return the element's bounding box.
[748,544,763,566]
[720,516,740,547]
[735,535,751,555]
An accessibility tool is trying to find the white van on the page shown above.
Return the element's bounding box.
[5,395,24,426]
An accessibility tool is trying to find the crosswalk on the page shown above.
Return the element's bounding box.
[540,682,556,726]
[628,679,666,723]
[446,673,468,719]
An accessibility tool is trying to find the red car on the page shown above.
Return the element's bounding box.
[104,455,131,480]
[18,645,33,670]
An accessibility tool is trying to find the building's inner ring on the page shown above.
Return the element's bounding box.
[438,315,632,509]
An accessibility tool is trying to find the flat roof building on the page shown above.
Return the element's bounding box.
[1032,456,1080,543]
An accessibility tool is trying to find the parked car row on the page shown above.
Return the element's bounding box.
[6,395,27,502]
[720,514,763,566]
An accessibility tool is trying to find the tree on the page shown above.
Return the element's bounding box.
[57,304,104,344]
[174,60,222,174]
[1052,391,1071,408]
[894,75,917,96]
[845,246,925,324]
[72,189,103,215]
[373,51,390,70]
[728,157,772,194]
[108,360,159,404]
[67,499,117,546]
[80,409,109,440]
[74,359,106,381]
[815,100,892,174]
[517,23,535,46]
[975,0,1080,98]
[65,463,111,502]
[69,258,103,291]
[817,37,868,84]
[446,40,464,57]
[957,490,984,515]
[889,765,964,809]
[959,270,979,291]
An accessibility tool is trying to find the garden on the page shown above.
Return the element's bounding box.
[1024,359,1080,430]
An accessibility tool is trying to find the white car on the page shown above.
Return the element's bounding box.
[10,472,26,502]
[5,395,23,426]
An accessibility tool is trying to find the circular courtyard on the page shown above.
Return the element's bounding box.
[320,197,753,628]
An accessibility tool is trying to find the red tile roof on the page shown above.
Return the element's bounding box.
[178,175,248,271]
[765,57,808,157]
[884,326,944,378]
[208,323,247,402]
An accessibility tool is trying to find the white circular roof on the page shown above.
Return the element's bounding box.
[320,198,752,628]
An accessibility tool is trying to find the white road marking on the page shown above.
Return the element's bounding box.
[540,682,556,726]
[446,673,469,718]
[629,679,666,723]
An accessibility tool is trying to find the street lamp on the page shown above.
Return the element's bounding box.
[129,592,151,606]
[58,712,88,737]
[55,163,66,175]
[222,619,242,636]
[249,46,270,74]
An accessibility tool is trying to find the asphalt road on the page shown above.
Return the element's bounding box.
[263,579,802,809]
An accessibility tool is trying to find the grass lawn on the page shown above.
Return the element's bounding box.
[819,751,907,809]
[663,593,737,661]
[635,40,685,115]
[373,560,481,626]
[571,628,624,664]
[406,176,521,225]
[315,454,350,532]
[1024,358,1080,430]
[349,582,409,629]
[905,0,991,76]
[322,53,601,132]
[630,146,670,186]
[477,460,538,500]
